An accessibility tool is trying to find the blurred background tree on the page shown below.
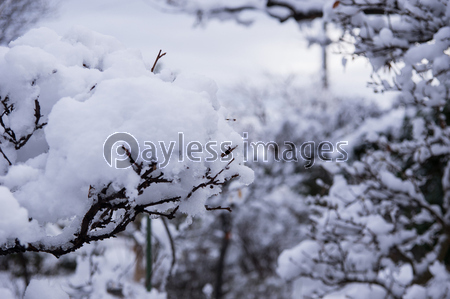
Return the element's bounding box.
[0,0,52,45]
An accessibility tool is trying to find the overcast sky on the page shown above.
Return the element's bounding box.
[38,0,394,107]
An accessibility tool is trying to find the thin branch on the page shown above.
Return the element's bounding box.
[190,1,400,24]
[205,205,232,213]
[143,210,177,219]
[0,96,47,152]
[151,49,166,73]
[0,146,11,165]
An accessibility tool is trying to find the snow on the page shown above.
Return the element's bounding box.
[379,171,417,198]
[24,279,69,299]
[404,285,427,299]
[322,284,386,299]
[0,288,14,299]
[277,239,320,280]
[0,186,38,244]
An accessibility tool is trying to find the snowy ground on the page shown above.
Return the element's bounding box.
[38,0,394,107]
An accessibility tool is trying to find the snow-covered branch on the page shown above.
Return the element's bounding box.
[0,27,252,258]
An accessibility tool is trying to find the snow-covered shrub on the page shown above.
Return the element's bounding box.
[0,26,252,258]
[277,1,450,298]
[163,76,384,298]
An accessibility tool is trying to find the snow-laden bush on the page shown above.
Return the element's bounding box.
[163,74,383,298]
[278,1,450,298]
[0,26,252,257]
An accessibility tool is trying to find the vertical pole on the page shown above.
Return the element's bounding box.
[321,21,328,90]
[146,215,152,292]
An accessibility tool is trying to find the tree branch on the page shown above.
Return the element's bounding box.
[0,155,240,257]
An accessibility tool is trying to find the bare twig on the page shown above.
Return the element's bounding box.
[151,49,166,73]
[0,96,47,153]
[205,205,232,213]
[0,146,11,165]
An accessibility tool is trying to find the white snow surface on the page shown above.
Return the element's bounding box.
[24,279,69,299]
